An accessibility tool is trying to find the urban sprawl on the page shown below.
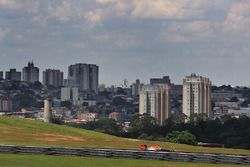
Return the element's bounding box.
[0,61,249,128]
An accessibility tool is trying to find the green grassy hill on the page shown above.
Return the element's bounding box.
[0,116,249,155]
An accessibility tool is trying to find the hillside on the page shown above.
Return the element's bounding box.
[0,116,249,155]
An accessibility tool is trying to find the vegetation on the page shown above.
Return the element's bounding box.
[0,154,248,167]
[165,131,197,145]
[12,93,41,111]
[68,118,123,135]
[126,114,250,149]
[0,116,250,155]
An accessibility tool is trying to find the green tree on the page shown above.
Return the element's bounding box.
[128,114,158,138]
[165,130,197,145]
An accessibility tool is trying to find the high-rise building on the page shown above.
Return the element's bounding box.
[22,61,39,83]
[68,63,99,93]
[5,69,21,81]
[131,79,142,97]
[139,84,171,126]
[43,69,63,87]
[150,76,171,85]
[182,73,212,119]
[61,87,79,102]
[0,71,3,79]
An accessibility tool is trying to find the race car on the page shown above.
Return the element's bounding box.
[139,145,173,152]
[139,145,161,151]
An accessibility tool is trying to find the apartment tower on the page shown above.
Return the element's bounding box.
[43,69,63,87]
[182,73,212,119]
[68,63,99,93]
[139,84,171,126]
[22,61,39,83]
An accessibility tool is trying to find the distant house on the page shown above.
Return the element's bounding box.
[109,112,121,121]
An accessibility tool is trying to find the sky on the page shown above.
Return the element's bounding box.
[0,0,250,86]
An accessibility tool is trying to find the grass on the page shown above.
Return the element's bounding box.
[0,154,248,167]
[0,116,250,156]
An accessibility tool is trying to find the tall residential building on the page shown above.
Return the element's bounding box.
[61,87,79,102]
[0,71,3,79]
[139,84,171,126]
[43,69,63,87]
[68,63,99,93]
[131,79,142,96]
[5,69,21,81]
[22,61,39,83]
[150,76,171,85]
[182,73,212,119]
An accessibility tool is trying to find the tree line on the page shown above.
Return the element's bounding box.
[65,114,250,149]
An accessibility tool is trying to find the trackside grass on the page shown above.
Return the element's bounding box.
[0,154,248,167]
[0,116,249,155]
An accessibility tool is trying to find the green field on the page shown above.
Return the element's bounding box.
[0,154,248,167]
[0,116,250,156]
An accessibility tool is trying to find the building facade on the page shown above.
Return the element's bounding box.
[0,98,13,112]
[150,76,171,85]
[68,63,99,93]
[131,79,142,97]
[139,84,171,126]
[22,62,39,83]
[61,87,79,102]
[182,73,212,119]
[43,69,63,87]
[5,69,21,81]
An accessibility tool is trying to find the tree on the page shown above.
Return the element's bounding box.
[165,130,197,145]
[13,94,39,111]
[128,114,159,138]
[189,113,208,124]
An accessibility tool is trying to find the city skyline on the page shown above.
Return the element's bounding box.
[1,1,250,86]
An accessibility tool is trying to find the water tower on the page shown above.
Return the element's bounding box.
[44,99,52,123]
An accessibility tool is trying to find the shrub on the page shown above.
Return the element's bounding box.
[165,130,197,145]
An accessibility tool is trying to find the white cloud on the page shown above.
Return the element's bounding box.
[130,0,210,20]
[51,0,72,22]
[85,10,102,26]
[223,1,250,32]
[85,0,130,27]
[96,0,117,4]
[0,0,20,9]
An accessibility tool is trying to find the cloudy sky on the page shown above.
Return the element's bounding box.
[0,0,250,86]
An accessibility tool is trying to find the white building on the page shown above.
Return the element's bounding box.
[139,84,171,126]
[228,108,250,118]
[182,73,212,119]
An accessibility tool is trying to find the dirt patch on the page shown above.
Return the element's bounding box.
[0,125,25,131]
[37,133,86,142]
[127,139,139,142]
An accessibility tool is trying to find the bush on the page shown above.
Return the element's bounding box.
[165,130,197,145]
